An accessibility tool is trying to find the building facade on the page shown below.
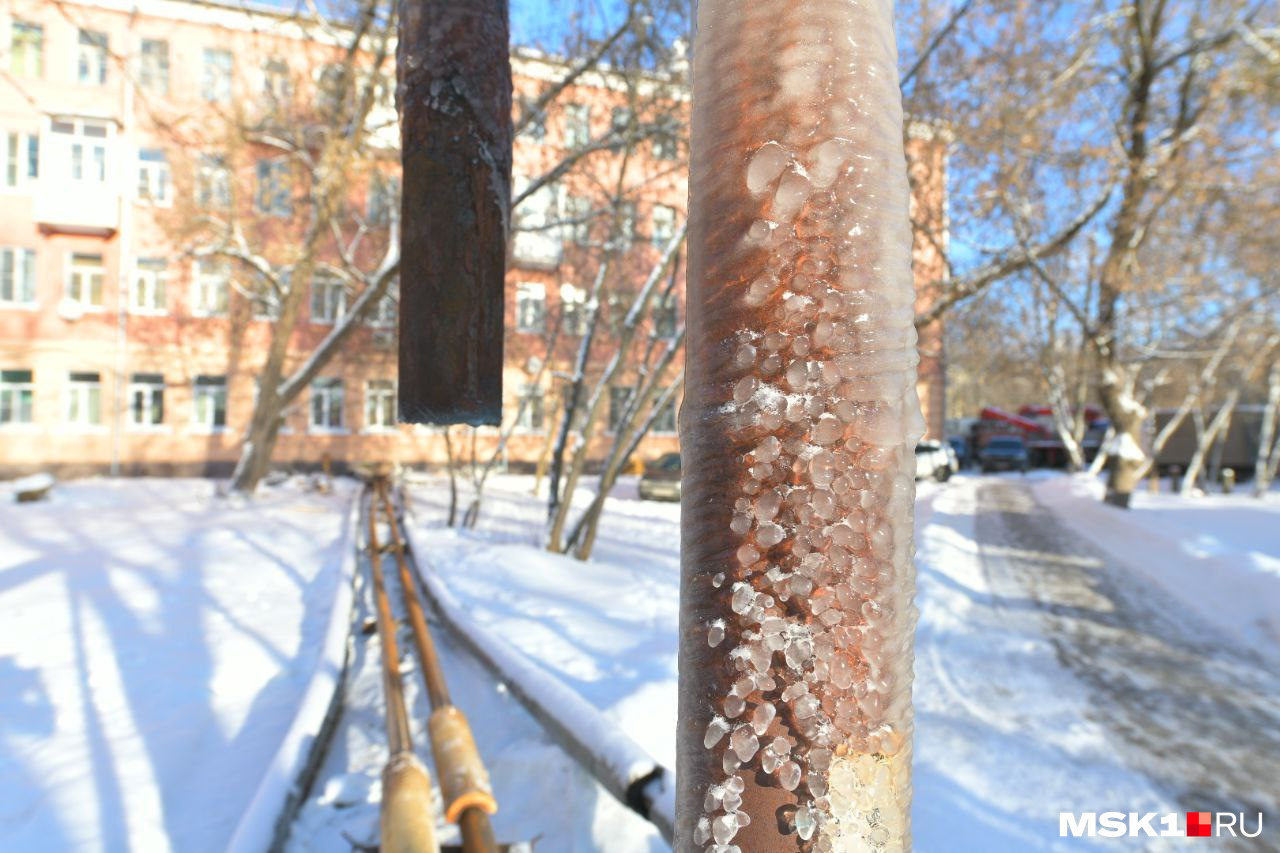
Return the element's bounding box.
[0,0,946,478]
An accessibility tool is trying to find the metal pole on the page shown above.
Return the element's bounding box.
[377,480,498,853]
[367,491,439,853]
[679,1,921,849]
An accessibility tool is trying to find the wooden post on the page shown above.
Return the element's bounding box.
[396,0,511,425]
[680,1,921,849]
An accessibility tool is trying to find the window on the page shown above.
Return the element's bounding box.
[139,39,169,94]
[250,275,280,321]
[192,260,229,316]
[128,373,164,427]
[652,291,678,338]
[309,377,344,431]
[365,379,395,431]
[256,159,290,217]
[366,280,397,327]
[563,103,590,148]
[652,133,678,161]
[515,383,544,432]
[196,154,231,207]
[610,106,632,133]
[1,248,36,306]
[652,397,677,434]
[368,172,399,226]
[66,371,102,426]
[132,258,167,314]
[4,131,39,188]
[0,370,34,425]
[66,253,104,308]
[137,148,171,204]
[192,375,227,431]
[560,283,589,335]
[76,30,108,85]
[201,48,233,103]
[609,386,634,432]
[311,272,346,324]
[50,118,109,185]
[10,21,42,77]
[511,179,562,266]
[615,201,637,248]
[263,57,290,102]
[519,97,546,143]
[515,282,545,334]
[652,204,677,248]
[316,63,346,115]
[563,195,591,245]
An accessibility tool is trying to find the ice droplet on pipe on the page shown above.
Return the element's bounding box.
[678,0,918,850]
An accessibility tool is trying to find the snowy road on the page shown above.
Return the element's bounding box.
[976,477,1280,846]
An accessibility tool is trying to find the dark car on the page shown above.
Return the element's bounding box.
[638,452,681,501]
[980,436,1030,473]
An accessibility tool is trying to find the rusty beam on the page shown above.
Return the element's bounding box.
[396,0,512,425]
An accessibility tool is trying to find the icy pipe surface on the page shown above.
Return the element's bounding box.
[679,1,921,850]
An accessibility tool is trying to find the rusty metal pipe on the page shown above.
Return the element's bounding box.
[377,481,498,853]
[366,490,439,853]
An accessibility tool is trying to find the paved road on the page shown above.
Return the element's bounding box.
[974,477,1280,849]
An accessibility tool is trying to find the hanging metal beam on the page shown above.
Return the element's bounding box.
[396,0,512,425]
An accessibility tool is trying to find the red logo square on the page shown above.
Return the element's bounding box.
[1187,812,1212,837]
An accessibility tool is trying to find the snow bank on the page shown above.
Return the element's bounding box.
[1034,474,1280,655]
[226,492,360,853]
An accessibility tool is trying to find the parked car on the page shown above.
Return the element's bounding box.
[947,436,968,469]
[915,441,955,482]
[638,452,681,501]
[980,435,1030,473]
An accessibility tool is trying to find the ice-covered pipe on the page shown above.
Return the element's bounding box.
[679,1,922,850]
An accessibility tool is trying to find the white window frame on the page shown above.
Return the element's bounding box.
[563,103,590,148]
[192,376,228,433]
[365,280,398,328]
[75,29,108,86]
[309,377,345,433]
[651,396,678,435]
[515,282,545,334]
[127,373,165,430]
[48,117,111,187]
[514,382,545,433]
[9,20,43,78]
[262,57,290,103]
[367,172,400,226]
[191,260,229,317]
[201,48,233,103]
[310,272,346,324]
[65,371,103,429]
[652,291,678,339]
[3,130,39,190]
[131,258,167,315]
[0,247,37,307]
[364,379,396,432]
[0,369,34,426]
[608,385,635,434]
[136,148,172,205]
[563,195,591,245]
[256,158,291,217]
[651,203,676,248]
[139,38,169,94]
[196,154,231,207]
[560,283,589,336]
[65,253,105,310]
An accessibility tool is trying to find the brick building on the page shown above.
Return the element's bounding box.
[0,0,946,478]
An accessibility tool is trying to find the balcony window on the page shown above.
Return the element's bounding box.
[0,369,34,425]
[563,103,590,149]
[365,379,396,431]
[309,377,344,432]
[66,253,104,308]
[4,131,38,188]
[560,284,589,336]
[255,159,291,217]
[1,248,36,306]
[132,258,167,314]
[139,39,169,94]
[201,49,233,103]
[192,260,229,316]
[196,154,231,208]
[192,375,227,431]
[514,383,544,432]
[76,30,108,86]
[137,149,171,204]
[49,119,110,186]
[515,282,545,333]
[66,371,102,426]
[128,373,164,427]
[10,21,42,77]
[652,203,676,248]
[310,272,346,324]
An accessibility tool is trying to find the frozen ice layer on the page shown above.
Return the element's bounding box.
[680,0,918,848]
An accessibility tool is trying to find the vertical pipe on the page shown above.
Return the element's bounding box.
[679,2,922,850]
[396,0,511,425]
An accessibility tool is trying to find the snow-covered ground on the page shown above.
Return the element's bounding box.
[1035,473,1280,655]
[0,477,356,852]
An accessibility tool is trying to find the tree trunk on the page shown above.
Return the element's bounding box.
[230,407,286,493]
[1255,361,1280,497]
[1181,390,1239,497]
